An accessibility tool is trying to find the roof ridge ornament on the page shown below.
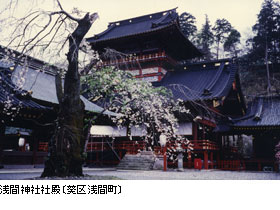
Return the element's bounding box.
[151,9,177,28]
[108,8,178,26]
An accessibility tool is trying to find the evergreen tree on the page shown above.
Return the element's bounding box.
[248,0,280,93]
[196,15,214,61]
[212,18,232,59]
[249,0,279,64]
[224,28,241,58]
[179,12,197,41]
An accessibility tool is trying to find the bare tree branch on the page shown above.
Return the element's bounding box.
[50,10,80,22]
[42,16,67,51]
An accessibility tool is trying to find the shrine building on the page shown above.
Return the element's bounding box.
[85,8,254,170]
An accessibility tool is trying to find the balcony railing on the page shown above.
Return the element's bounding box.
[191,140,219,151]
[86,141,146,155]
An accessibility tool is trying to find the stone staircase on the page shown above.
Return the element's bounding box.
[117,151,156,170]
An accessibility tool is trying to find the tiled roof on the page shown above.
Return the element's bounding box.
[154,61,237,101]
[87,8,178,43]
[0,66,46,110]
[11,64,120,117]
[0,46,121,117]
[233,96,280,127]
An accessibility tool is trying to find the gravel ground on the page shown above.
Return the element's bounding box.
[85,168,280,180]
[1,166,280,180]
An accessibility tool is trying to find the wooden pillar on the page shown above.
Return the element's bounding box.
[258,161,261,171]
[210,151,213,169]
[187,151,192,168]
[202,125,206,140]
[163,145,167,171]
[158,66,162,81]
[204,151,208,170]
[217,152,220,169]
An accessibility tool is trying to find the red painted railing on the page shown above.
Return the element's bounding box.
[86,141,146,154]
[98,51,178,68]
[217,160,243,171]
[38,142,48,152]
[217,159,278,171]
[114,141,146,154]
[191,140,219,151]
[86,139,218,161]
[223,146,238,153]
[154,140,219,155]
[242,159,278,171]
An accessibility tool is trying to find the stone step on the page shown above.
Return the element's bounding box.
[121,159,153,162]
[117,153,156,170]
[118,165,153,169]
[118,162,153,165]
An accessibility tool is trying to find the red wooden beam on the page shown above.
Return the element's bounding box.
[197,119,216,128]
[164,146,167,171]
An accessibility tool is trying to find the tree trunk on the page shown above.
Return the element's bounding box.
[265,40,271,94]
[41,13,95,177]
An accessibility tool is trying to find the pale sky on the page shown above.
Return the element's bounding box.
[0,0,277,50]
[57,0,269,41]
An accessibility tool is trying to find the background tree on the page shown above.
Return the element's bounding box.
[248,0,279,93]
[0,0,98,177]
[223,28,241,58]
[196,15,214,61]
[179,12,197,41]
[237,0,280,98]
[212,18,232,59]
[249,0,279,64]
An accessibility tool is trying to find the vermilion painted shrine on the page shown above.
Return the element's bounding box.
[0,8,279,171]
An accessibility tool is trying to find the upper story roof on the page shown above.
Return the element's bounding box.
[87,8,202,60]
[88,8,179,42]
[233,96,280,127]
[153,60,237,102]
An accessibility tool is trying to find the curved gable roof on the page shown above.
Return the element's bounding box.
[87,8,178,43]
[154,61,237,101]
[233,96,280,127]
[86,9,202,60]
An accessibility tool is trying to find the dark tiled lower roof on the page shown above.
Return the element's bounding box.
[154,61,237,101]
[11,66,120,116]
[0,46,121,117]
[0,67,46,110]
[233,96,280,127]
